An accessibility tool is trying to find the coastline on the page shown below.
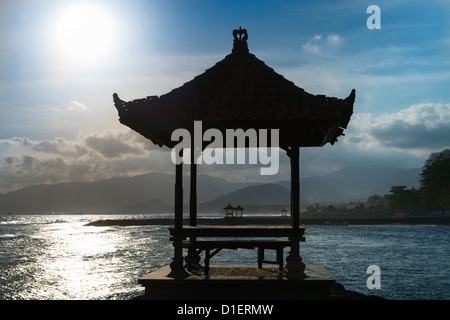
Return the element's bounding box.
[85,215,450,227]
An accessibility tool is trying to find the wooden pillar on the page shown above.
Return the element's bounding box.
[286,145,306,278]
[190,147,197,227]
[291,146,300,230]
[168,150,188,278]
[186,146,201,269]
[175,160,183,229]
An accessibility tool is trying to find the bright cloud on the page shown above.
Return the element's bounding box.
[0,129,170,193]
[302,33,342,53]
[327,34,342,47]
[68,100,90,112]
[346,103,450,153]
[302,34,322,53]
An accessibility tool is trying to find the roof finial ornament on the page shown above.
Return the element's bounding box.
[233,26,248,42]
[232,27,249,53]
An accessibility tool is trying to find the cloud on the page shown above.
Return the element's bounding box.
[0,129,169,193]
[347,103,450,152]
[282,103,450,178]
[22,155,34,167]
[6,136,88,157]
[84,131,143,158]
[302,33,342,54]
[32,138,88,157]
[302,34,322,53]
[68,100,90,112]
[327,34,341,47]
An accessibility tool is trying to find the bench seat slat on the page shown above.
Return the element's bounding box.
[183,240,292,249]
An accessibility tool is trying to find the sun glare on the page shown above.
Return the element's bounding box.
[53,4,116,66]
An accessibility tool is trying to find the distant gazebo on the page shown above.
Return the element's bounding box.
[224,204,244,218]
[235,205,244,217]
[113,27,355,280]
[224,203,235,217]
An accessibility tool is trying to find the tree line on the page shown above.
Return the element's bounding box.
[381,148,449,213]
[305,148,449,214]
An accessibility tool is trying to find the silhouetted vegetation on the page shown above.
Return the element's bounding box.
[386,186,421,212]
[419,148,450,210]
[374,149,449,213]
[306,148,450,215]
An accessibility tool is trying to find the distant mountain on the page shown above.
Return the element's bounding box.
[0,172,255,214]
[0,172,171,214]
[198,183,291,213]
[0,166,422,214]
[276,166,421,202]
[118,198,172,214]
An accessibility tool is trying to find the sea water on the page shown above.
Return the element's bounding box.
[1,214,449,300]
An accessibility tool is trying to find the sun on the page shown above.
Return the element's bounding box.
[53,4,116,65]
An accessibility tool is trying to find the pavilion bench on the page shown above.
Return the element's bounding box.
[170,226,306,276]
[182,240,292,275]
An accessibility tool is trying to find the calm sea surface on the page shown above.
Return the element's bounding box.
[1,214,449,300]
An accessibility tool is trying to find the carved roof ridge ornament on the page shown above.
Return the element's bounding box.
[232,26,248,53]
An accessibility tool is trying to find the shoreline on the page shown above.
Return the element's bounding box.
[85,216,450,227]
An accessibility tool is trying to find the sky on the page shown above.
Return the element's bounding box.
[1,0,450,194]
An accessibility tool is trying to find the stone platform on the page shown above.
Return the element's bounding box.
[137,265,336,300]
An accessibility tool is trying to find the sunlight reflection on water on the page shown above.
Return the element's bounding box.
[33,224,125,299]
[0,215,173,299]
[1,215,449,300]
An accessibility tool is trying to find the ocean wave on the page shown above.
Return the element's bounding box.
[0,234,20,239]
